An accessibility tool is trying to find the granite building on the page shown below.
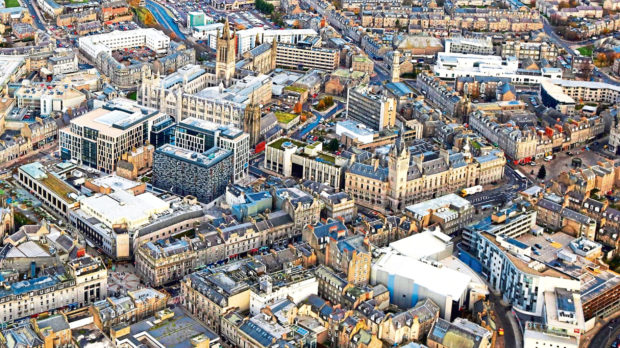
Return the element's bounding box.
[152,144,234,203]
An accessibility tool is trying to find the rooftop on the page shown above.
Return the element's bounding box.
[156,144,232,169]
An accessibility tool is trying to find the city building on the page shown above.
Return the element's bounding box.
[92,288,169,333]
[522,288,584,348]
[445,37,494,55]
[346,84,396,131]
[264,138,349,189]
[303,219,371,285]
[462,205,586,317]
[276,39,340,71]
[0,254,107,323]
[371,229,486,320]
[181,266,252,333]
[345,137,505,213]
[71,176,204,259]
[433,52,562,84]
[404,194,475,235]
[426,318,492,348]
[78,28,193,88]
[139,64,270,145]
[501,40,558,61]
[14,83,85,116]
[175,117,250,181]
[541,79,620,108]
[416,72,467,117]
[249,268,318,315]
[152,144,234,204]
[99,0,133,24]
[47,52,79,75]
[17,162,81,217]
[59,98,170,173]
[113,306,221,348]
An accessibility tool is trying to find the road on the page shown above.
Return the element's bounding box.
[488,292,520,348]
[22,0,46,30]
[292,102,344,140]
[145,0,187,40]
[589,319,620,348]
[465,165,530,207]
[542,17,619,86]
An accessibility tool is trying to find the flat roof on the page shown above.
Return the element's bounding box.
[389,230,452,260]
[405,193,471,218]
[374,251,471,300]
[70,98,159,137]
[156,144,232,169]
[481,232,571,279]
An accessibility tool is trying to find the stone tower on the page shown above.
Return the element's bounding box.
[270,38,278,72]
[216,18,236,87]
[391,50,401,83]
[243,94,261,147]
[388,125,409,212]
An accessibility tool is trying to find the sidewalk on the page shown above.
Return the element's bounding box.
[580,311,620,348]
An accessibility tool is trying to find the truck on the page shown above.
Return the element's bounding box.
[460,185,483,197]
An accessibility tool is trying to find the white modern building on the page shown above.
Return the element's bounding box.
[335,120,375,145]
[372,251,473,320]
[79,28,170,59]
[371,229,488,320]
[523,289,584,348]
[236,28,317,56]
[433,52,562,84]
[249,272,318,315]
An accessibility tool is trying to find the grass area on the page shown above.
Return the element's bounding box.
[127,91,137,100]
[274,112,298,124]
[577,45,594,57]
[318,153,335,164]
[283,85,307,93]
[268,137,305,150]
[41,174,77,203]
[4,0,20,7]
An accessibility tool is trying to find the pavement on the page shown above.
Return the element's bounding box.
[465,165,530,207]
[520,149,608,184]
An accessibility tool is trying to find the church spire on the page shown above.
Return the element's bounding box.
[221,17,232,39]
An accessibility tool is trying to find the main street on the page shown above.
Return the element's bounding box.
[542,17,620,86]
[22,0,46,30]
[465,165,530,207]
[588,319,620,348]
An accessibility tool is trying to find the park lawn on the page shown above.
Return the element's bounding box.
[577,45,593,57]
[5,0,21,7]
[275,111,298,124]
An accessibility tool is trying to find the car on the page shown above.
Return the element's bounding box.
[534,243,542,249]
[530,162,537,166]
[533,250,541,256]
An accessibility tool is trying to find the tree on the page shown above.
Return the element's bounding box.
[537,165,547,180]
[317,100,326,110]
[327,138,340,152]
